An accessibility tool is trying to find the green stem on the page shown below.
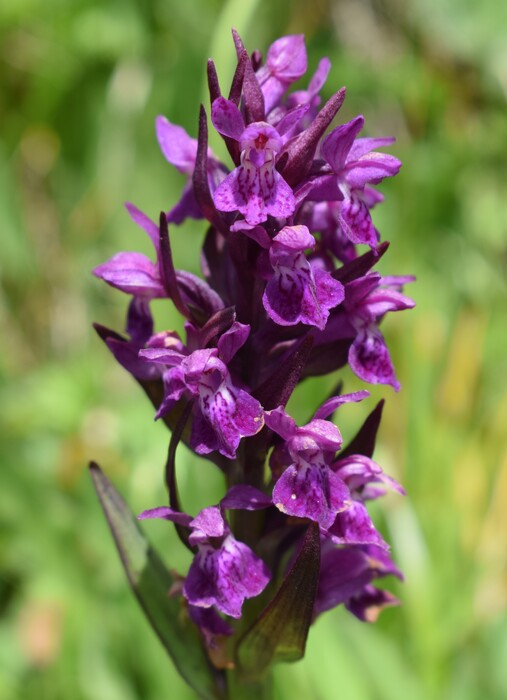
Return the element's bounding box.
[226,668,273,700]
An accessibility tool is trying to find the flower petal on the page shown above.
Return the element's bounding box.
[125,202,160,251]
[349,326,400,391]
[156,116,198,174]
[138,506,193,528]
[189,506,227,544]
[93,252,165,297]
[339,193,379,247]
[184,537,270,618]
[315,543,402,616]
[273,463,351,529]
[345,152,402,189]
[313,391,370,420]
[264,406,298,441]
[322,116,364,173]
[221,485,272,511]
[328,500,389,549]
[211,97,245,141]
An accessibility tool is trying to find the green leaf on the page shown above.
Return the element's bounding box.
[236,523,320,679]
[89,462,225,700]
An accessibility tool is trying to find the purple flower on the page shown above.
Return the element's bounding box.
[156,116,226,224]
[265,406,350,529]
[92,32,412,655]
[93,252,166,298]
[139,505,270,618]
[255,34,308,114]
[301,200,358,263]
[211,97,296,225]
[94,203,226,326]
[315,543,402,620]
[140,345,264,459]
[187,605,234,652]
[345,273,415,390]
[92,203,165,300]
[307,116,402,247]
[324,452,404,549]
[334,453,405,501]
[285,57,330,114]
[263,225,345,330]
[327,500,389,549]
[265,392,375,530]
[269,57,331,136]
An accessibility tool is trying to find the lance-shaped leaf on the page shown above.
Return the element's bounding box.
[231,27,246,57]
[236,523,320,678]
[228,51,246,106]
[340,399,384,459]
[231,30,265,123]
[241,50,265,124]
[89,463,225,700]
[253,336,313,410]
[207,59,221,105]
[333,241,389,285]
[277,87,346,187]
[159,212,192,320]
[193,106,227,234]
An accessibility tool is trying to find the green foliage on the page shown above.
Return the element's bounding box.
[237,524,320,678]
[1,0,507,699]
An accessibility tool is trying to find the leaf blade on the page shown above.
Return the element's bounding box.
[236,523,321,678]
[89,462,225,700]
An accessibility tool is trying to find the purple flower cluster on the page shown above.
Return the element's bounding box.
[94,32,413,663]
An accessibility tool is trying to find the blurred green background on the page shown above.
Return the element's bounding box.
[1,0,507,698]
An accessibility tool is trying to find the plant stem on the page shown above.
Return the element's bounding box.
[226,669,273,700]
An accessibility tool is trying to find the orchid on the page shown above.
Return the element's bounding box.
[263,224,344,329]
[211,97,296,225]
[139,505,270,618]
[91,30,413,699]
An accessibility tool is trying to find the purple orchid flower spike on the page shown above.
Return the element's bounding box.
[156,116,226,224]
[92,32,413,692]
[211,97,296,225]
[263,225,345,330]
[140,345,264,459]
[139,505,270,618]
[255,34,308,114]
